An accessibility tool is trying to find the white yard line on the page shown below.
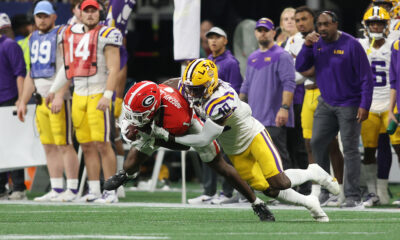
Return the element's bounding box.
[0,200,399,213]
[0,235,169,240]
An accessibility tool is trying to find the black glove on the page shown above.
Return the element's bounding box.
[103,170,137,190]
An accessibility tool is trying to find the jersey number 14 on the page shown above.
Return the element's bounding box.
[68,34,90,63]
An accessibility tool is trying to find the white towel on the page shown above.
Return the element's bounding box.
[173,0,200,61]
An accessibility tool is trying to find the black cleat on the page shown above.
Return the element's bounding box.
[252,202,275,222]
[104,170,137,190]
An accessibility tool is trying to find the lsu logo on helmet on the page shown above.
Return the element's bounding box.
[182,58,219,105]
[362,6,391,39]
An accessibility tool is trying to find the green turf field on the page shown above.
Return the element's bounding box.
[0,202,399,240]
[0,183,399,240]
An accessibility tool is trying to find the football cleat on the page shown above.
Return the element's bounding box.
[94,190,118,204]
[34,190,60,202]
[79,192,101,202]
[306,195,329,222]
[187,194,217,204]
[363,193,380,207]
[51,189,77,202]
[8,191,27,200]
[251,202,275,222]
[104,170,137,191]
[308,163,340,195]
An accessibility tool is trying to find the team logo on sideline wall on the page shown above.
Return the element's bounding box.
[142,95,155,107]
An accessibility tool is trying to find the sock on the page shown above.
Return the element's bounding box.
[251,197,264,205]
[311,184,321,197]
[377,179,389,204]
[50,178,64,193]
[117,155,124,172]
[277,188,310,207]
[67,179,79,194]
[88,180,101,195]
[284,169,312,187]
[377,134,392,179]
[338,184,345,203]
[362,163,377,194]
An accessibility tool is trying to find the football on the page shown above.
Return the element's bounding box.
[126,124,139,141]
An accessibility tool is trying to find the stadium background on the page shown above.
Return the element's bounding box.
[0,0,371,83]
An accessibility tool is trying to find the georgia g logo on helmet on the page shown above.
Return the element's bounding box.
[142,95,155,107]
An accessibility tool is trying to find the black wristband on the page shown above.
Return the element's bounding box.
[281,104,290,110]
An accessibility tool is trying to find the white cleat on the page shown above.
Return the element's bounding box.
[51,189,78,202]
[309,163,340,195]
[117,186,126,198]
[306,195,329,222]
[34,190,60,202]
[187,194,217,205]
[94,190,119,204]
[79,192,101,202]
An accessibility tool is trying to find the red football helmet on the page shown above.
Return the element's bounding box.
[123,81,161,127]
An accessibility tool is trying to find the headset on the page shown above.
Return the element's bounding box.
[317,10,339,23]
[78,0,106,21]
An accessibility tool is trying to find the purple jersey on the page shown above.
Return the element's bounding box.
[105,0,136,37]
[0,35,26,103]
[241,45,296,127]
[296,32,373,110]
[208,50,243,94]
[390,40,400,107]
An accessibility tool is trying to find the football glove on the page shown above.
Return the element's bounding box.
[151,121,170,141]
[103,170,138,190]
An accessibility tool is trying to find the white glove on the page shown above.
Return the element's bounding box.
[131,131,155,151]
[120,119,133,144]
[151,121,170,142]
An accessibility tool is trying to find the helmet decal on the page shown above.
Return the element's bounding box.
[142,95,155,107]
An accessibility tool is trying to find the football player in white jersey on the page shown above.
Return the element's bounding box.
[359,6,399,206]
[152,59,340,222]
[48,0,122,203]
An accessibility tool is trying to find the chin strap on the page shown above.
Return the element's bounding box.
[367,36,376,56]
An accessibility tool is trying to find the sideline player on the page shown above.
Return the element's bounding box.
[152,59,340,222]
[359,6,399,206]
[17,0,79,202]
[104,81,275,222]
[48,0,122,203]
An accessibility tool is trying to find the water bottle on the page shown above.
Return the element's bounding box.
[387,113,400,135]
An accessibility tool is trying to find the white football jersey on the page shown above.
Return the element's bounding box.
[189,80,264,155]
[388,19,400,42]
[286,32,314,85]
[359,37,393,113]
[67,24,122,96]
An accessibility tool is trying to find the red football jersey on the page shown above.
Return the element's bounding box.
[158,84,192,136]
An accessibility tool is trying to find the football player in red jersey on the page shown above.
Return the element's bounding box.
[104,80,275,222]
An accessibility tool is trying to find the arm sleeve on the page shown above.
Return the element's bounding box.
[390,40,399,90]
[174,118,224,148]
[49,66,68,93]
[353,41,373,110]
[278,52,296,93]
[295,44,315,72]
[225,59,243,94]
[8,41,26,78]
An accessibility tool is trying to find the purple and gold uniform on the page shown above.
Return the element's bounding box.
[359,37,400,147]
[30,26,73,145]
[63,24,123,143]
[181,78,283,191]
